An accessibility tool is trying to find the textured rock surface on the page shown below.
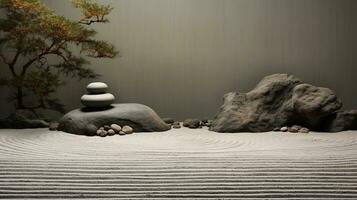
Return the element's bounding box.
[210,74,301,132]
[323,110,357,132]
[58,103,170,135]
[292,83,342,128]
[210,74,346,132]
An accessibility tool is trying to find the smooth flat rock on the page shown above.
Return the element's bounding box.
[81,93,115,108]
[86,82,108,94]
[58,103,170,135]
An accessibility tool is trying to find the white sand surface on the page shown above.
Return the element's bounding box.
[0,127,357,199]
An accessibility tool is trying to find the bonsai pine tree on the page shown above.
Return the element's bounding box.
[0,0,117,114]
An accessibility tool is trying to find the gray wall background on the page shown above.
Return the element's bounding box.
[1,0,357,120]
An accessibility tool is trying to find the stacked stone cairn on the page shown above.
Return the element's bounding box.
[81,82,134,137]
[81,82,115,108]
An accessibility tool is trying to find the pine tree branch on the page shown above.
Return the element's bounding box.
[78,16,107,25]
[20,41,58,76]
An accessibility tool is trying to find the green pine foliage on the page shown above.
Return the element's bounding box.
[0,0,118,113]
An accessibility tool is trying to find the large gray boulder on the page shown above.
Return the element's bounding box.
[292,83,342,129]
[210,74,344,132]
[210,74,301,132]
[58,103,170,135]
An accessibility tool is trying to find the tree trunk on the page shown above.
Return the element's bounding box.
[16,85,24,109]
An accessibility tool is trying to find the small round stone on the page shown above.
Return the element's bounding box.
[280,126,288,132]
[118,131,126,135]
[172,121,180,126]
[97,129,107,137]
[299,127,310,133]
[172,124,181,129]
[104,125,111,131]
[289,125,301,133]
[273,127,280,132]
[99,127,104,130]
[99,130,108,137]
[122,125,133,134]
[183,119,200,128]
[107,129,116,136]
[110,124,122,133]
[188,125,199,129]
[86,82,108,94]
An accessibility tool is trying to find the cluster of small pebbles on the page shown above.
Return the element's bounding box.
[96,124,134,137]
[274,125,310,133]
[163,118,213,129]
[201,119,213,127]
[162,118,181,129]
[182,119,213,129]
